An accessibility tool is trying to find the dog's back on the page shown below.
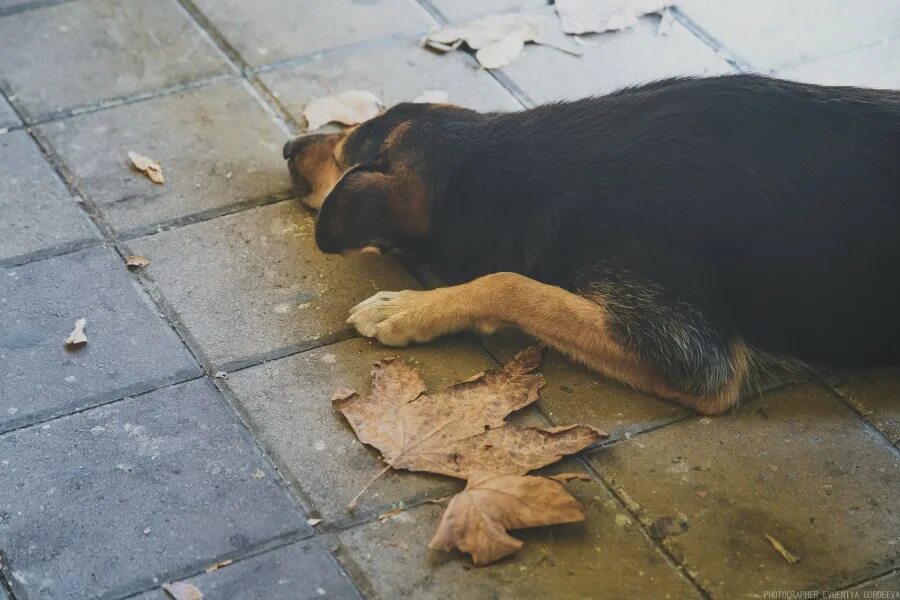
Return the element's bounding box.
[442,76,900,366]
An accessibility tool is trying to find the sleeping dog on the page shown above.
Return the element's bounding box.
[283,74,900,415]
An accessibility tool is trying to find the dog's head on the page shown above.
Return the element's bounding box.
[283,102,475,254]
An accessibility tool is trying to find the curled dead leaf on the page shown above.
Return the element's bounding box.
[65,318,87,348]
[429,471,586,565]
[125,255,150,269]
[128,151,164,184]
[303,90,383,130]
[555,0,673,35]
[162,581,203,600]
[424,14,578,69]
[204,559,232,573]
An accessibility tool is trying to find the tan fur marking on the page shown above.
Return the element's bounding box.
[292,134,342,210]
[347,273,745,415]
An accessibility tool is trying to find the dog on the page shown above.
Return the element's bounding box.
[283,74,900,415]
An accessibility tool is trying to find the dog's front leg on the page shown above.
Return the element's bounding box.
[348,272,748,415]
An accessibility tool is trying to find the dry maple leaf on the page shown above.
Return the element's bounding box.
[303,90,383,130]
[333,345,606,481]
[162,581,203,600]
[128,151,164,184]
[64,318,87,347]
[125,255,150,269]
[429,471,586,565]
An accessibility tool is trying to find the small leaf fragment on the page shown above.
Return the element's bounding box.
[65,318,87,348]
[162,581,203,600]
[125,255,150,269]
[128,151,164,184]
[303,90,383,130]
[306,518,323,527]
[429,472,586,565]
[765,533,800,564]
[204,559,232,573]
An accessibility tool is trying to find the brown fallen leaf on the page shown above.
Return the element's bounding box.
[555,0,672,35]
[332,345,606,481]
[128,151,164,184]
[64,318,87,348]
[429,471,586,565]
[303,90,383,130]
[125,255,150,269]
[162,581,203,600]
[549,472,592,483]
[765,533,800,564]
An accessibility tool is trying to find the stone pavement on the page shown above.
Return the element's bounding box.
[0,0,898,598]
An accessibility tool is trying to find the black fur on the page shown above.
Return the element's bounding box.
[317,74,900,392]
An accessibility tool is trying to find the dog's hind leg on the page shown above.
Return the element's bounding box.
[347,272,747,415]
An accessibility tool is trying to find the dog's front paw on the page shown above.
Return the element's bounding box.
[347,290,452,347]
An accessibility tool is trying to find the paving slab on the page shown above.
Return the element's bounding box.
[588,382,900,597]
[0,130,100,264]
[501,14,734,104]
[0,246,200,432]
[829,368,900,445]
[676,0,900,71]
[136,540,361,600]
[128,201,419,368]
[260,35,520,126]
[39,80,288,235]
[0,0,229,121]
[480,330,689,441]
[0,95,18,130]
[334,461,699,599]
[224,336,503,525]
[778,40,900,89]
[0,378,308,600]
[192,0,433,67]
[428,0,548,22]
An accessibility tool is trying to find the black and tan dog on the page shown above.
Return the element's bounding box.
[284,74,900,415]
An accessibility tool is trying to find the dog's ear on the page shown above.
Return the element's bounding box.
[315,164,430,253]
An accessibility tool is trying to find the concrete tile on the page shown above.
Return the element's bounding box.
[830,368,900,445]
[502,14,734,104]
[480,330,689,441]
[0,378,307,600]
[0,130,100,264]
[192,0,433,67]
[137,540,361,600]
[39,81,288,235]
[128,202,419,368]
[0,246,200,432]
[334,462,699,599]
[223,336,499,524]
[588,382,900,596]
[428,0,548,22]
[0,95,18,129]
[677,0,900,71]
[260,36,520,125]
[0,0,229,120]
[778,40,900,89]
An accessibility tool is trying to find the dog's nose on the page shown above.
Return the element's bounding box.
[283,134,331,160]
